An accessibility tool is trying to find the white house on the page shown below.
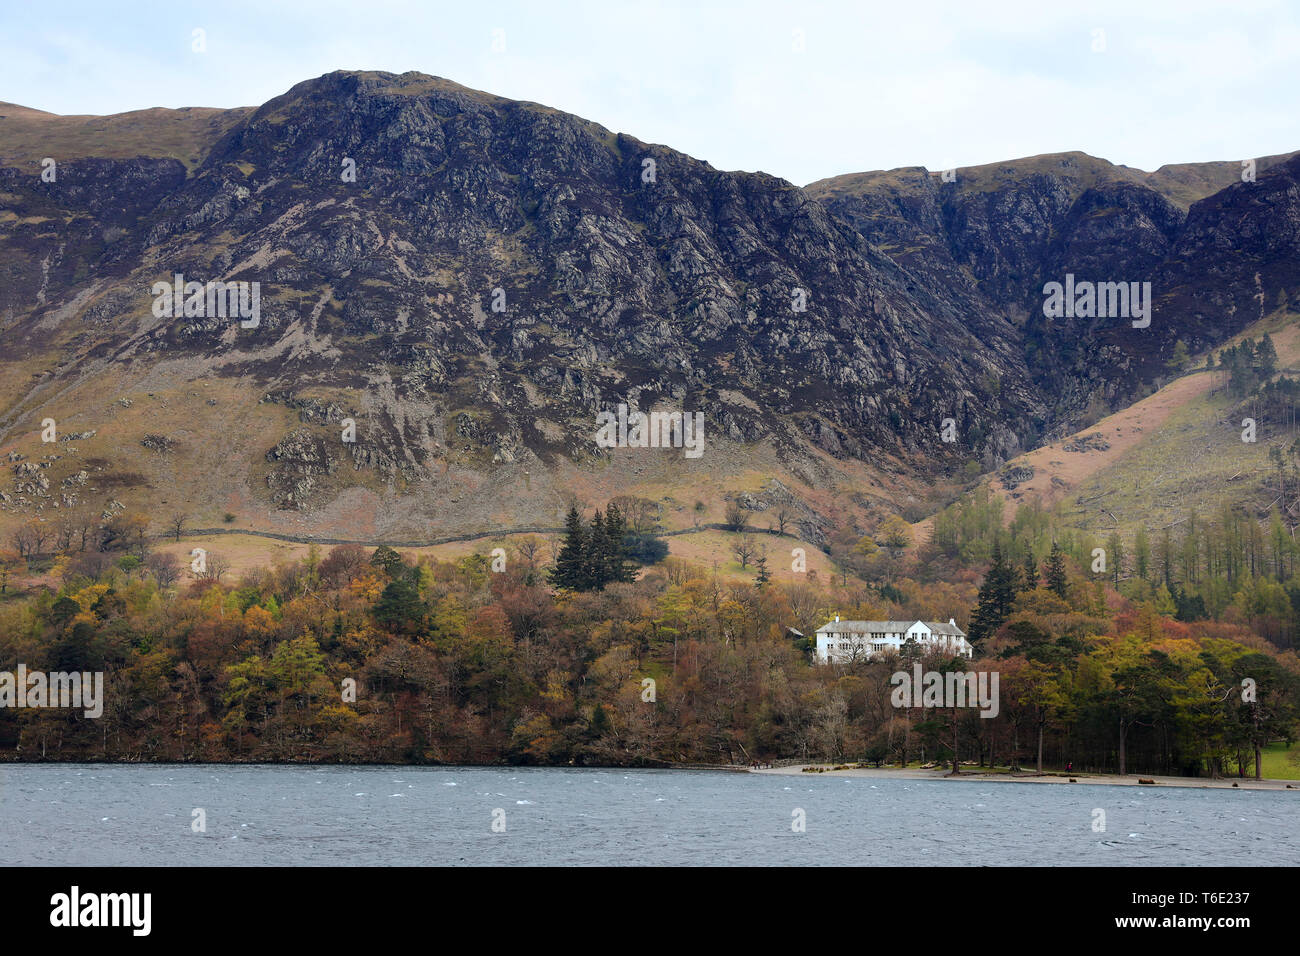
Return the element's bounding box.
[814,616,973,664]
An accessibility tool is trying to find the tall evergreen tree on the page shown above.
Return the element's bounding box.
[1158,527,1174,590]
[1134,526,1150,581]
[1258,333,1278,376]
[588,509,608,589]
[550,506,589,591]
[602,503,635,584]
[1105,530,1124,587]
[1044,541,1069,599]
[969,540,1017,643]
[1021,546,1038,592]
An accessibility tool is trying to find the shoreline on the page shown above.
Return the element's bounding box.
[2,760,1295,789]
[752,764,1300,791]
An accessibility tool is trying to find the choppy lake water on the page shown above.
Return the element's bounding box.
[1,764,1295,866]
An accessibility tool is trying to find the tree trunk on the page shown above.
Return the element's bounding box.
[1118,718,1127,776]
[1036,716,1044,773]
[951,706,960,775]
[1255,742,1263,781]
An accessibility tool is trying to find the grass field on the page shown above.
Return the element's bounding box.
[1259,740,1300,779]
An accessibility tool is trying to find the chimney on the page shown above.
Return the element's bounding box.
[834,615,840,623]
[949,618,956,627]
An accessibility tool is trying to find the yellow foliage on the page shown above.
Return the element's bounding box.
[70,583,110,612]
[348,571,385,603]
[243,604,275,637]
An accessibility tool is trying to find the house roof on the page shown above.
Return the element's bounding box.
[816,619,967,638]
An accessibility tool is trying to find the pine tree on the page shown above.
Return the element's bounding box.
[588,509,608,589]
[602,503,635,584]
[550,506,589,591]
[1021,546,1038,591]
[1134,526,1150,581]
[968,539,1017,643]
[754,548,770,588]
[1044,542,1069,599]
[1258,333,1278,376]
[1105,530,1124,587]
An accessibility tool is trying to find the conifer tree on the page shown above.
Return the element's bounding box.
[1105,530,1124,587]
[1044,542,1069,599]
[1258,333,1278,376]
[588,509,608,589]
[1134,526,1151,581]
[1021,546,1038,591]
[602,502,635,584]
[968,539,1017,643]
[550,506,589,591]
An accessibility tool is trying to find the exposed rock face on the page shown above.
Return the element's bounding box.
[1062,433,1112,453]
[0,71,1045,513]
[266,429,338,510]
[140,434,177,452]
[1000,465,1035,490]
[808,150,1300,429]
[0,72,1296,525]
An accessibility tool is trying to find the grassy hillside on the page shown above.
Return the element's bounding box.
[915,309,1300,546]
[807,149,1300,209]
[0,102,250,170]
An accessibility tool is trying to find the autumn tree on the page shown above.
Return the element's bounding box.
[878,514,913,549]
[0,548,22,592]
[320,543,368,588]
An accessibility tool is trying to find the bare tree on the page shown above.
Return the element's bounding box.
[71,509,100,553]
[733,533,757,570]
[10,520,50,559]
[610,495,659,534]
[515,535,542,571]
[168,512,189,542]
[724,500,749,533]
[50,515,78,553]
[774,506,791,536]
[63,550,114,583]
[103,512,150,557]
[197,552,230,582]
[145,551,181,588]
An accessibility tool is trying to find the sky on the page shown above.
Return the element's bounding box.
[2,0,1298,186]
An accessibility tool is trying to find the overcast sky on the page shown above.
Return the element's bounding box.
[2,0,1298,186]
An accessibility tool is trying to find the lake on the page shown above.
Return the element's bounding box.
[1,764,1295,866]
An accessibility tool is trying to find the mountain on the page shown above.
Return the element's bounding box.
[807,149,1300,421]
[0,71,1297,548]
